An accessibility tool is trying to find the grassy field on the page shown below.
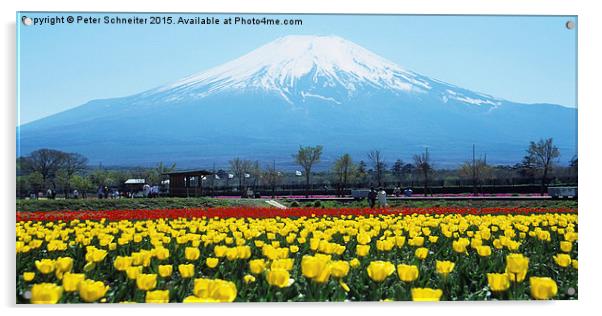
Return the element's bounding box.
[16,197,576,212]
[15,197,267,212]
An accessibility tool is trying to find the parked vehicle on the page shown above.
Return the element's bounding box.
[548,187,577,199]
[351,189,371,200]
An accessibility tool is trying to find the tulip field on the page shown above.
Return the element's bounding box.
[16,207,578,303]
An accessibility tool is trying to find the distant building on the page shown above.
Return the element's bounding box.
[124,179,146,193]
[163,169,213,197]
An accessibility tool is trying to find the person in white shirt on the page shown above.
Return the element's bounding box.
[377,187,387,207]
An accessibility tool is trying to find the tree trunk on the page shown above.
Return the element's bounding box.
[541,168,548,196]
[305,172,310,198]
[424,171,428,197]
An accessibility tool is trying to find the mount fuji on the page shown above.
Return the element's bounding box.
[17,35,577,168]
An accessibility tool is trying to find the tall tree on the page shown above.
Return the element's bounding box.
[357,160,368,186]
[459,158,491,195]
[367,150,386,187]
[332,153,355,196]
[402,163,416,186]
[69,175,94,198]
[527,138,560,195]
[250,160,262,191]
[229,158,253,196]
[293,145,323,197]
[59,152,89,198]
[25,149,67,188]
[391,159,404,185]
[569,155,578,179]
[263,161,282,198]
[414,148,432,197]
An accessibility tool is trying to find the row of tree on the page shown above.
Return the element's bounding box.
[242,138,571,197]
[17,138,575,198]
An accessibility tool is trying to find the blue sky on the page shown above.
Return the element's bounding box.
[17,13,576,125]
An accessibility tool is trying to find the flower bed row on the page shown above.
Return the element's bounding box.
[16,210,578,303]
[16,207,577,222]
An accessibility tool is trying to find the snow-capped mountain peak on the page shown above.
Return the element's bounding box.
[146,35,436,102]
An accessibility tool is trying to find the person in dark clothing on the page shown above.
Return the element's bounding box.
[368,187,377,208]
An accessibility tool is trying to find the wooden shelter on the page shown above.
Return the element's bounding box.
[164,169,213,197]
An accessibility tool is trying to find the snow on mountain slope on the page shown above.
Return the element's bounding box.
[18,34,575,167]
[140,35,499,107]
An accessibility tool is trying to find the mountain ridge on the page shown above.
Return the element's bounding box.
[17,35,577,168]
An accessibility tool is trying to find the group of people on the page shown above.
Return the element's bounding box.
[367,187,387,208]
[393,186,414,197]
[367,186,414,208]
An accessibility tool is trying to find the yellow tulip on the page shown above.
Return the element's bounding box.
[529,277,558,300]
[553,254,572,268]
[214,245,228,257]
[154,247,170,260]
[301,255,332,283]
[226,248,238,261]
[356,244,370,257]
[126,266,143,280]
[136,273,157,291]
[35,259,55,274]
[564,232,578,242]
[411,288,443,301]
[452,239,469,254]
[505,253,529,282]
[62,273,85,292]
[273,258,295,271]
[487,273,510,292]
[192,278,238,302]
[55,257,73,273]
[30,283,63,304]
[113,256,133,271]
[428,236,439,243]
[331,261,350,278]
[435,260,455,278]
[85,247,107,263]
[185,247,200,261]
[249,259,266,275]
[414,247,429,260]
[339,280,351,292]
[146,290,170,303]
[206,257,219,268]
[538,230,551,242]
[357,232,371,245]
[366,261,395,282]
[409,236,425,247]
[183,296,219,303]
[396,264,419,282]
[266,269,292,288]
[23,272,35,282]
[78,279,109,302]
[158,265,173,277]
[476,245,492,257]
[559,241,572,253]
[349,258,361,269]
[290,245,300,253]
[572,259,578,270]
[243,274,256,284]
[178,264,195,278]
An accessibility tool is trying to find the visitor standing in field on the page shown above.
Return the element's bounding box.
[377,187,387,207]
[368,187,377,208]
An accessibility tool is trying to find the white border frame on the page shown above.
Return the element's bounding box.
[3,1,600,316]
